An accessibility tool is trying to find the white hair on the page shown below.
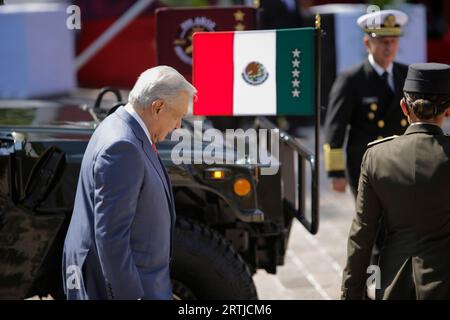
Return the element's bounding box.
[128,66,197,110]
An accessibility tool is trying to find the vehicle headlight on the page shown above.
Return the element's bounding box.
[233,178,251,197]
[211,170,225,179]
[204,168,229,180]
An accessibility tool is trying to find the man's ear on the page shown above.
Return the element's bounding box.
[363,35,370,52]
[151,100,164,116]
[400,98,410,118]
[444,106,450,118]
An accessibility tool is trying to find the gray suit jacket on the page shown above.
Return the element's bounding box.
[62,106,175,300]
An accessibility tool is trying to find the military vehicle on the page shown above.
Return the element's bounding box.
[0,87,319,300]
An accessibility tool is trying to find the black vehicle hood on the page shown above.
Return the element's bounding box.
[0,99,96,128]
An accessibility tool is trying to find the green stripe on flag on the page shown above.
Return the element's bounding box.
[276,28,316,116]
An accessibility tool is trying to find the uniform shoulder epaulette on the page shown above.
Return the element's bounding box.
[367,135,398,148]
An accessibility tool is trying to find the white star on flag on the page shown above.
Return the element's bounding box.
[291,69,300,78]
[292,89,300,98]
[292,79,300,87]
[292,59,300,68]
[292,48,301,58]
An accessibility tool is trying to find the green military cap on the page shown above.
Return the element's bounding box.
[403,63,450,95]
[357,9,408,38]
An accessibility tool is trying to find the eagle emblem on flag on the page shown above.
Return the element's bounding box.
[242,61,269,86]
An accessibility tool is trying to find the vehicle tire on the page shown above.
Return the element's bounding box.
[172,218,258,300]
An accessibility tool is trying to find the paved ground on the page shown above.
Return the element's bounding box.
[253,120,450,300]
[253,125,355,300]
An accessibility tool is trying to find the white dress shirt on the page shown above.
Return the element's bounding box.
[124,103,153,146]
[368,54,395,91]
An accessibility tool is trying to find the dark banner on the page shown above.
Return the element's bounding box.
[156,6,257,81]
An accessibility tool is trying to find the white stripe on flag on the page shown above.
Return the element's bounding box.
[233,31,277,115]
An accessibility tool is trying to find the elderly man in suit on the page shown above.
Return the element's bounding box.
[62,66,197,300]
[341,63,450,299]
[324,9,409,196]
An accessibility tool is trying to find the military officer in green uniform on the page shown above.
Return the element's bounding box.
[324,9,409,196]
[341,62,450,300]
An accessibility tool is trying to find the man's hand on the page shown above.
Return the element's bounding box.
[331,177,347,193]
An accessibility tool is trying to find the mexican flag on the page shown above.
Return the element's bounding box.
[192,28,316,116]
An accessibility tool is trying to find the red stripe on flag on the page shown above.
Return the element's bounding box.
[193,32,234,116]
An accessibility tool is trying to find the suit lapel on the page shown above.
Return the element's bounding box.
[393,63,404,95]
[364,59,390,102]
[157,155,176,220]
[384,63,405,119]
[363,59,381,85]
[364,60,401,119]
[115,107,172,204]
[141,143,172,203]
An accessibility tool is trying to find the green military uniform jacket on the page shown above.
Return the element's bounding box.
[324,59,408,194]
[341,123,450,299]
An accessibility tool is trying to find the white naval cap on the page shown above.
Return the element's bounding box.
[357,9,408,37]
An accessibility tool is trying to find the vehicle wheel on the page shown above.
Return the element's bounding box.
[172,218,258,300]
